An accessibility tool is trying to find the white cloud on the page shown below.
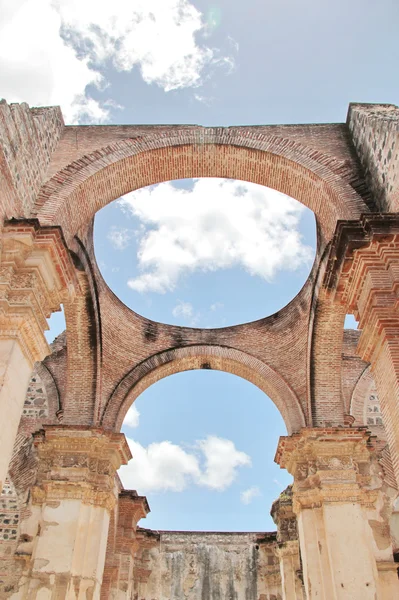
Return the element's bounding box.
[197,436,251,490]
[119,438,201,492]
[0,0,106,123]
[240,486,261,505]
[107,226,132,250]
[0,0,231,123]
[120,179,314,293]
[123,404,140,428]
[118,435,251,493]
[194,93,214,106]
[172,300,194,319]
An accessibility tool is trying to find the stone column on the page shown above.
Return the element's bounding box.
[276,427,399,600]
[271,486,304,600]
[105,491,150,599]
[0,220,78,491]
[323,214,399,488]
[19,426,131,599]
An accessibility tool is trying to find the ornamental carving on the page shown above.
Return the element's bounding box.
[317,456,355,471]
[32,426,131,510]
[275,428,379,512]
[0,220,80,363]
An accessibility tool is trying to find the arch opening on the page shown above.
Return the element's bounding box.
[117,369,292,532]
[102,345,306,435]
[94,177,317,327]
[45,303,66,344]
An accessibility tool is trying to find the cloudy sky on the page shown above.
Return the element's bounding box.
[3,0,398,531]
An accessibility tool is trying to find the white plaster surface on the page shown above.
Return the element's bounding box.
[27,499,110,599]
[0,339,32,492]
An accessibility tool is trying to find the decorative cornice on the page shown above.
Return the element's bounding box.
[323,213,399,296]
[115,490,150,556]
[271,486,299,543]
[31,482,116,511]
[322,214,399,362]
[119,490,150,521]
[0,219,79,363]
[275,427,375,471]
[275,428,379,512]
[32,427,131,511]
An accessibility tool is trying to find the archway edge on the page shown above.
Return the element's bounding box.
[350,365,374,426]
[101,344,306,435]
[35,130,368,241]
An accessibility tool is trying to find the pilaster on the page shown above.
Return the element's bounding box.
[0,219,79,493]
[324,214,399,488]
[19,426,131,600]
[102,490,150,599]
[132,529,160,599]
[275,427,398,600]
[271,486,304,600]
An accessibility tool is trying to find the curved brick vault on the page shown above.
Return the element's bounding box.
[31,120,371,432]
[2,101,399,599]
[34,129,369,244]
[2,102,391,434]
[62,235,316,434]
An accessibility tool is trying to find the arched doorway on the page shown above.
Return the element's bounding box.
[118,369,292,531]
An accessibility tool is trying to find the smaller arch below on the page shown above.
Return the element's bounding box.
[101,345,306,435]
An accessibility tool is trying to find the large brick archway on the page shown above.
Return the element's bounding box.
[0,102,381,438]
[28,123,372,433]
[34,129,368,244]
[101,345,306,435]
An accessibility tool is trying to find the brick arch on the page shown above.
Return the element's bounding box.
[101,345,306,435]
[350,366,375,426]
[34,131,369,243]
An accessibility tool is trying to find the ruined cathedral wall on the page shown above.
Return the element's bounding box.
[348,103,399,212]
[134,531,281,600]
[0,101,64,220]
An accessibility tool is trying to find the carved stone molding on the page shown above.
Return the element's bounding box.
[271,485,299,543]
[0,219,79,363]
[323,214,399,362]
[31,426,131,511]
[275,427,378,512]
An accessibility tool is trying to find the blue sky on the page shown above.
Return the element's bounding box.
[2,0,398,531]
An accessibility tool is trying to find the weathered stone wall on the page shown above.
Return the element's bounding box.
[134,530,281,600]
[0,101,64,220]
[347,103,399,212]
